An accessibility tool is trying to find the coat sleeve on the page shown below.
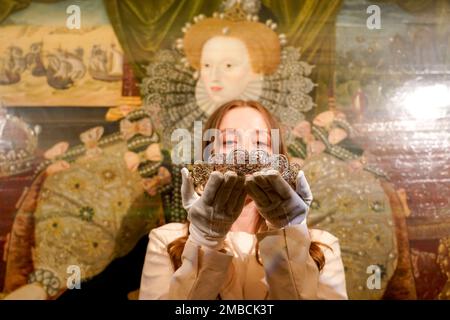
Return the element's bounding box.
[139,228,234,300]
[256,223,348,300]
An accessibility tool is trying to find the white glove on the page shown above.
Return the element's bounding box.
[181,168,246,249]
[245,169,313,229]
[180,167,200,211]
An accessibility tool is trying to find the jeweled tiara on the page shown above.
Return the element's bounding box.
[189,149,301,188]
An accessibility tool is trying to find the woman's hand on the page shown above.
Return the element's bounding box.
[245,169,313,229]
[181,168,246,249]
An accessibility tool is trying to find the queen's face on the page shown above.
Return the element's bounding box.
[200,36,260,104]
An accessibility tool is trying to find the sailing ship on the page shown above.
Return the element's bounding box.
[88,44,123,82]
[46,47,86,90]
[0,46,27,85]
[25,42,46,77]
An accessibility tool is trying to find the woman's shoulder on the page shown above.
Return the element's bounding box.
[148,222,188,245]
[309,228,341,251]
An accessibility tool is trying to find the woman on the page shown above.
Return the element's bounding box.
[139,100,347,300]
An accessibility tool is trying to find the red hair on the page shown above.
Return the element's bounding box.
[183,18,281,75]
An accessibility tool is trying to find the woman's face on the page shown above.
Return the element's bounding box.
[216,106,272,155]
[200,36,260,105]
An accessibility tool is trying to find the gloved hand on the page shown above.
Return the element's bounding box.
[245,169,313,229]
[181,168,247,249]
[180,167,200,211]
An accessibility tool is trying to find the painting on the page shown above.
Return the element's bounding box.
[335,0,450,299]
[0,0,449,301]
[0,0,123,107]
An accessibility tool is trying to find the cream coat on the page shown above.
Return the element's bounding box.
[139,222,347,300]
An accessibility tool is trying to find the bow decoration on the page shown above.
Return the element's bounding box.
[120,118,153,140]
[124,143,163,172]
